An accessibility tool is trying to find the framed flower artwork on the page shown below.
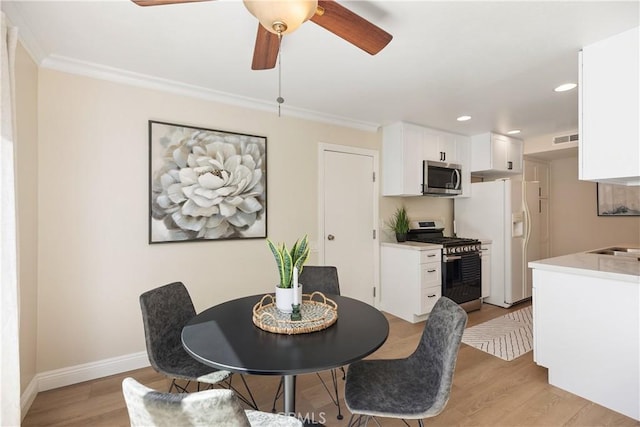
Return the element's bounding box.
[148,121,267,243]
[597,183,640,216]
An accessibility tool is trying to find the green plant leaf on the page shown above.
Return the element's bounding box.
[282,248,293,288]
[389,206,410,233]
[292,235,308,263]
[268,235,311,287]
[267,239,286,286]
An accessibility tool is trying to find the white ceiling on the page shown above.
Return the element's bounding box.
[3,0,639,138]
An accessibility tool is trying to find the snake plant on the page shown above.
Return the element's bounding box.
[267,235,310,288]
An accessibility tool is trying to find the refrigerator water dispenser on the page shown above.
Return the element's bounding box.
[512,212,524,237]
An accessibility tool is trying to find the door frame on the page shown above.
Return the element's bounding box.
[317,143,380,308]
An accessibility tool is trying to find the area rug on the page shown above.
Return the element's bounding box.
[461,305,533,361]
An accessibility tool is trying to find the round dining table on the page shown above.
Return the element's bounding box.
[181,294,389,416]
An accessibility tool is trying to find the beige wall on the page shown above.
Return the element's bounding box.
[550,155,640,256]
[11,45,453,378]
[380,197,453,240]
[34,69,391,371]
[16,43,39,393]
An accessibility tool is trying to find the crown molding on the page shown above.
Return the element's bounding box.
[2,2,46,65]
[39,54,380,133]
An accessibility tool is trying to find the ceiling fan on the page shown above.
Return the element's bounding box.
[131,0,393,70]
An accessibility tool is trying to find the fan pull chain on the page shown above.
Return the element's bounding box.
[276,32,284,117]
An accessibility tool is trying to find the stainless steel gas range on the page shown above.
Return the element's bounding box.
[407,220,482,312]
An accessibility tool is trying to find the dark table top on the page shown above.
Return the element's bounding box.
[182,294,389,376]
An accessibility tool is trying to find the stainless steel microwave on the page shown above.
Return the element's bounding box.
[422,160,462,196]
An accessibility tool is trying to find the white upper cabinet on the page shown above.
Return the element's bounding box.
[579,26,640,186]
[382,122,470,196]
[423,130,458,163]
[382,122,424,196]
[471,132,523,175]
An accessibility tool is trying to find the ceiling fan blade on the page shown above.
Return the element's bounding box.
[131,0,212,6]
[311,0,392,55]
[252,24,280,70]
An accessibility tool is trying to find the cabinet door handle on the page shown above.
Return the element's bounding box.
[539,200,542,213]
[507,161,513,170]
[427,269,436,273]
[427,254,436,257]
[427,294,437,298]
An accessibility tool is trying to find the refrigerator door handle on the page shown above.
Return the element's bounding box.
[524,196,532,245]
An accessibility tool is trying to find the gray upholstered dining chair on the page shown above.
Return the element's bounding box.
[122,377,302,427]
[139,282,257,409]
[271,266,345,419]
[344,296,468,426]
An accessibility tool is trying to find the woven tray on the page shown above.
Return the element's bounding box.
[252,291,338,335]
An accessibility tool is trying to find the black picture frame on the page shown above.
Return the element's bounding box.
[149,121,267,243]
[596,183,640,216]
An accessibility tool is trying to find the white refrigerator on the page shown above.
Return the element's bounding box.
[454,178,540,308]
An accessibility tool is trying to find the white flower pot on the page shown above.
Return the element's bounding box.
[275,285,303,313]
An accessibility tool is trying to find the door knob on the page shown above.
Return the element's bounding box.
[327,234,335,241]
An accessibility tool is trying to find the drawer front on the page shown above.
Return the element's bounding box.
[421,263,441,287]
[419,286,442,315]
[420,250,441,264]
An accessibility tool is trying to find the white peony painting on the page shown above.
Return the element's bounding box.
[149,121,267,243]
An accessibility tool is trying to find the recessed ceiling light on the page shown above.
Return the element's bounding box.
[507,129,521,135]
[457,115,471,122]
[554,83,577,92]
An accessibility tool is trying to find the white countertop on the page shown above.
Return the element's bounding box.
[529,249,640,283]
[381,241,443,250]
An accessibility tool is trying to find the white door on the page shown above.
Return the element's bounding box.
[320,145,378,305]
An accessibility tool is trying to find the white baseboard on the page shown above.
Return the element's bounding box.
[36,351,150,392]
[20,377,38,421]
[20,351,150,419]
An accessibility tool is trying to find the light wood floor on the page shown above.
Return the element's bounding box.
[22,301,638,426]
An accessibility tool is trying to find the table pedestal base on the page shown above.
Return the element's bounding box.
[283,375,296,415]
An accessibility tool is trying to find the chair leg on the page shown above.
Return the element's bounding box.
[225,374,259,410]
[347,415,384,427]
[315,369,343,419]
[347,414,367,427]
[168,379,190,393]
[271,377,284,413]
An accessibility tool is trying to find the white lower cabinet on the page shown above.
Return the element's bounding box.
[381,244,442,323]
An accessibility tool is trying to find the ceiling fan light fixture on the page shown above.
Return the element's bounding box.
[243,0,318,35]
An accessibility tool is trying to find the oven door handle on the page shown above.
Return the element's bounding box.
[443,255,462,262]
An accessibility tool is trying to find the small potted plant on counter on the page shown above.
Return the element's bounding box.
[266,235,310,313]
[388,206,410,242]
